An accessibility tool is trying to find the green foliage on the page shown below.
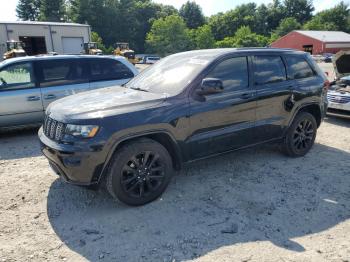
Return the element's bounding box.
[39,0,66,21]
[209,3,258,41]
[16,0,40,21]
[91,31,109,52]
[303,16,337,31]
[303,1,350,32]
[283,0,314,24]
[216,26,269,48]
[189,25,215,49]
[179,1,206,29]
[12,0,350,55]
[146,15,191,56]
[274,17,301,37]
[68,0,178,52]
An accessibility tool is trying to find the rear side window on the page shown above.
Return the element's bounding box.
[39,59,88,87]
[285,56,315,79]
[206,56,249,91]
[254,56,286,85]
[90,58,134,81]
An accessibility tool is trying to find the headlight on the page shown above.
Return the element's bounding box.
[65,124,99,138]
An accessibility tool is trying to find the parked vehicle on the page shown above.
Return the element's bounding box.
[311,55,323,63]
[145,56,160,64]
[3,40,26,60]
[84,42,102,55]
[39,48,328,206]
[327,51,350,117]
[113,43,138,64]
[0,55,138,129]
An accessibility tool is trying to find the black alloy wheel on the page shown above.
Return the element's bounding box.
[121,151,165,198]
[292,119,315,152]
[283,112,317,157]
[106,138,173,206]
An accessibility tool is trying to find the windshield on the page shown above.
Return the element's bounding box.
[126,51,217,96]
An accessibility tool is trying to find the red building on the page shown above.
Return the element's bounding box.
[271,30,350,54]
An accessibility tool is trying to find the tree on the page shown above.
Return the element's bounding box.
[39,0,66,21]
[146,15,191,56]
[303,16,337,31]
[274,17,301,37]
[209,3,261,40]
[265,0,286,33]
[303,1,350,32]
[16,0,40,21]
[216,26,269,48]
[283,0,314,24]
[255,4,270,35]
[68,0,179,52]
[189,24,215,49]
[179,1,206,29]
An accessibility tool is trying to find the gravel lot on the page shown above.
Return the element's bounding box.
[0,115,349,262]
[0,62,349,262]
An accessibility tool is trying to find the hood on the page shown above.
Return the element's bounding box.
[333,50,350,79]
[47,86,167,121]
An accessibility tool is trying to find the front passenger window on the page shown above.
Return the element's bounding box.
[0,62,34,91]
[206,57,249,91]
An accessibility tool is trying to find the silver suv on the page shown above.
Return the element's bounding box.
[0,55,138,129]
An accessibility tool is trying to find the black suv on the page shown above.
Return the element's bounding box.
[39,48,328,206]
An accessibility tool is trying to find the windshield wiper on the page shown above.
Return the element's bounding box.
[130,87,149,92]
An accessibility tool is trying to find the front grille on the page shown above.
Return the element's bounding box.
[327,94,350,104]
[43,116,66,142]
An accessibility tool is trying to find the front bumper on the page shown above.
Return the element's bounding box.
[39,127,106,185]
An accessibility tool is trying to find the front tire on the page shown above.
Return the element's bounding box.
[106,138,173,206]
[283,112,317,157]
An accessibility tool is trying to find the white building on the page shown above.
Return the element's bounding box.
[0,21,91,60]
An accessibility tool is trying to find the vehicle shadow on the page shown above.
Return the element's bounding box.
[0,127,41,160]
[46,142,350,261]
[324,115,350,127]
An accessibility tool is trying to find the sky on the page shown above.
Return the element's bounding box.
[1,0,348,21]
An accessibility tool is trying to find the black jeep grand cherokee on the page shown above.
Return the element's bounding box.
[39,48,328,206]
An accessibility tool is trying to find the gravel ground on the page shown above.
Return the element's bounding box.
[0,115,349,262]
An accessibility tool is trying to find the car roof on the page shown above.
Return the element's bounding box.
[176,48,305,57]
[166,48,307,63]
[0,55,128,66]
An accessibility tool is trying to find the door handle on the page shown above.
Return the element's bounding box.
[241,93,252,99]
[27,96,41,101]
[44,94,57,100]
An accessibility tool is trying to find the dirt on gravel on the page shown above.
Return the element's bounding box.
[0,116,349,262]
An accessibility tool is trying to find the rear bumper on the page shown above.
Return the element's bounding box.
[39,127,105,185]
[327,108,350,118]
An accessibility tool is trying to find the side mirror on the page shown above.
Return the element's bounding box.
[197,78,224,96]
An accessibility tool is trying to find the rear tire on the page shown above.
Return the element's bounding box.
[106,138,173,206]
[283,112,317,157]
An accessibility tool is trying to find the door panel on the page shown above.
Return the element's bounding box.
[41,83,91,109]
[254,81,294,142]
[0,88,44,127]
[188,90,256,158]
[252,55,292,142]
[0,62,44,128]
[187,56,256,159]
